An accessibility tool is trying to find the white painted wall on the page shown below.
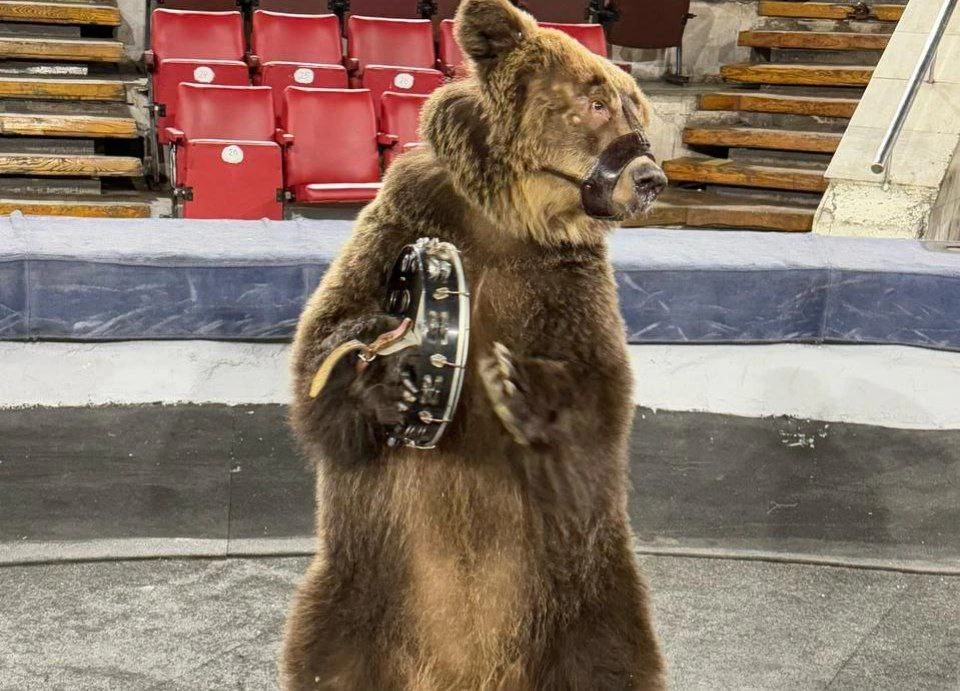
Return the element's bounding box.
[117,0,147,61]
[2,341,958,430]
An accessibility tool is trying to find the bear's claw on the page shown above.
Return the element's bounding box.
[480,342,552,446]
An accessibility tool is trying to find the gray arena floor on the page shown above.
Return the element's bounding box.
[2,555,958,690]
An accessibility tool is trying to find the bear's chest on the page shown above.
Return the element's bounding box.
[465,258,621,355]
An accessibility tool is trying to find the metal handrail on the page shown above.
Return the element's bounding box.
[871,0,959,174]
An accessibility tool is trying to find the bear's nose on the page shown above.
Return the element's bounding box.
[632,161,667,199]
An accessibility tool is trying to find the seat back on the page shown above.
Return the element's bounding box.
[513,0,588,22]
[539,22,606,57]
[347,0,423,18]
[251,11,342,64]
[152,0,238,9]
[605,0,691,49]
[381,91,428,165]
[282,87,379,186]
[176,84,276,141]
[151,9,244,61]
[347,16,436,71]
[381,92,428,141]
[438,18,465,75]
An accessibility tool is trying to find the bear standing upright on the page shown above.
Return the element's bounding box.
[280,0,669,688]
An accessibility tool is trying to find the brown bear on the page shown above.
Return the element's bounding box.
[280,0,668,688]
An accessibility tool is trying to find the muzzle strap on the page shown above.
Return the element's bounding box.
[581,131,654,220]
[538,131,655,220]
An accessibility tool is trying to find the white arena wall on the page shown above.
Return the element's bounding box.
[3,340,958,431]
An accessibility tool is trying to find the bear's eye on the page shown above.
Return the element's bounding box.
[591,100,607,112]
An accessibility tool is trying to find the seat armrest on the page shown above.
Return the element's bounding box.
[403,142,423,151]
[144,49,155,71]
[275,129,295,147]
[377,132,399,148]
[165,126,185,143]
[246,53,261,70]
[344,56,360,74]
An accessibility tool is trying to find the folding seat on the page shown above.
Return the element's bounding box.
[249,11,348,118]
[166,84,283,220]
[346,16,444,113]
[603,0,693,82]
[512,0,589,23]
[378,92,429,168]
[539,22,606,57]
[147,9,249,145]
[279,87,382,203]
[437,18,466,77]
[151,0,239,9]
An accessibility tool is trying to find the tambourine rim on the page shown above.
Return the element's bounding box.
[412,240,470,450]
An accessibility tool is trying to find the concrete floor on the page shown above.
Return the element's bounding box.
[1,556,958,690]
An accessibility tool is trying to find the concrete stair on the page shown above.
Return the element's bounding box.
[655,0,904,232]
[0,0,149,218]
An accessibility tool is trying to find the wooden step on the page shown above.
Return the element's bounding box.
[683,126,842,154]
[739,30,890,51]
[639,190,815,232]
[0,153,141,176]
[0,76,125,100]
[721,63,874,86]
[0,196,150,218]
[699,91,860,118]
[0,0,120,26]
[663,156,828,193]
[0,36,123,63]
[0,111,136,138]
[759,1,905,21]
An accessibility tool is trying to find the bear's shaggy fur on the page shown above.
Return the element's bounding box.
[280,1,667,688]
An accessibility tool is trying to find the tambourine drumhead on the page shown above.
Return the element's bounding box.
[384,238,470,449]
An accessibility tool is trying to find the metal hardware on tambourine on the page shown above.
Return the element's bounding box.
[384,237,470,449]
[427,258,452,281]
[432,287,469,301]
[418,410,453,425]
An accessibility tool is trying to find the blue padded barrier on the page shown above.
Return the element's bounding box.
[1,213,959,350]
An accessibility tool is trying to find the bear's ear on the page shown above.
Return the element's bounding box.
[456,0,530,73]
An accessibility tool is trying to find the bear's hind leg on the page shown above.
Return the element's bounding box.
[280,561,398,691]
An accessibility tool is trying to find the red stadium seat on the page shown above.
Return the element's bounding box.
[346,16,443,113]
[280,87,382,203]
[437,19,465,77]
[152,0,239,9]
[250,11,348,118]
[148,9,249,144]
[378,92,429,168]
[539,22,606,57]
[361,65,443,114]
[513,0,589,23]
[346,15,436,73]
[166,84,283,220]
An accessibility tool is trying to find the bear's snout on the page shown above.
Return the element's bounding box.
[630,158,668,200]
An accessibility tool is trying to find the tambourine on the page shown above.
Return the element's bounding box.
[384,238,470,449]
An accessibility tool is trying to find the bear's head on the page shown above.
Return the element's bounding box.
[420,0,666,246]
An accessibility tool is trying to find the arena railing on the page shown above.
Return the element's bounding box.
[871,0,959,174]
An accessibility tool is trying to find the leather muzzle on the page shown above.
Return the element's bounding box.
[580,131,655,220]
